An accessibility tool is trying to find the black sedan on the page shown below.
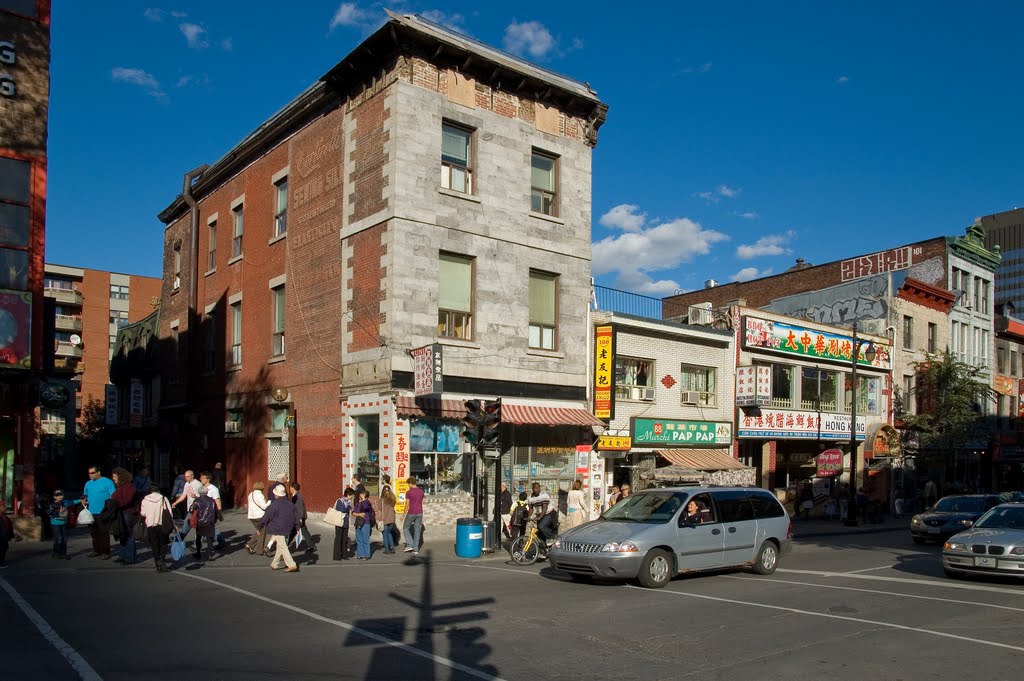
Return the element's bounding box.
[910,495,1003,544]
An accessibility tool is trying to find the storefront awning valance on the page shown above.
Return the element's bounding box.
[657,448,749,471]
[642,464,704,481]
[502,402,606,428]
[394,396,467,419]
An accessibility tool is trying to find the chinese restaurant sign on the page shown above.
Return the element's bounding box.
[737,408,865,440]
[597,435,632,451]
[632,418,732,446]
[594,325,615,420]
[736,365,772,406]
[412,344,443,396]
[394,424,411,514]
[816,449,843,477]
[743,316,892,370]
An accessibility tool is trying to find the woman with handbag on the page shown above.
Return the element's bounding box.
[330,488,355,561]
[110,468,139,564]
[245,481,270,556]
[351,489,376,560]
[139,485,172,572]
[379,475,398,554]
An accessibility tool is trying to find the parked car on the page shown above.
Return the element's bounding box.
[910,494,1002,544]
[547,486,792,589]
[942,503,1024,579]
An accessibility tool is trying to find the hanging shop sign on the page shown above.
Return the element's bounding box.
[39,381,70,409]
[593,325,615,420]
[816,449,843,477]
[742,316,892,370]
[736,365,772,407]
[105,384,118,425]
[632,418,732,446]
[597,434,631,451]
[412,344,443,396]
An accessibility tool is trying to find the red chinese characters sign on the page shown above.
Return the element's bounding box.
[817,449,843,477]
[593,325,614,420]
[743,316,892,370]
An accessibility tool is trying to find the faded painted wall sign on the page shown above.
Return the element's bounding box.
[841,246,919,281]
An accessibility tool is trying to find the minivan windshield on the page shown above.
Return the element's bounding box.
[602,491,687,524]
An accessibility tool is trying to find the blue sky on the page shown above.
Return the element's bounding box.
[47,2,1024,296]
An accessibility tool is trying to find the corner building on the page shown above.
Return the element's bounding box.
[156,13,607,519]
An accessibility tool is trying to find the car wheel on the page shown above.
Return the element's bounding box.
[637,549,673,589]
[912,536,926,545]
[752,540,779,575]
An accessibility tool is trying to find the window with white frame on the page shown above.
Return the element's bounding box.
[528,270,557,350]
[437,253,473,339]
[998,345,1007,374]
[927,322,937,353]
[680,364,716,406]
[110,310,129,329]
[441,123,473,194]
[272,285,285,356]
[173,251,181,290]
[981,329,990,368]
[844,374,880,415]
[801,367,839,411]
[530,150,558,216]
[902,315,912,350]
[901,374,915,415]
[274,178,288,237]
[973,327,982,366]
[1012,349,1019,377]
[110,284,129,300]
[765,363,793,408]
[615,357,655,401]
[207,220,217,271]
[230,301,242,366]
[232,204,244,257]
[952,268,967,307]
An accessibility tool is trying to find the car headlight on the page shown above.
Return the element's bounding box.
[1011,547,1024,556]
[601,541,640,553]
[958,519,975,526]
[944,542,969,551]
[911,516,922,525]
[551,538,562,549]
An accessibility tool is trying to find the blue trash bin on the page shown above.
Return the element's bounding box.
[455,517,483,558]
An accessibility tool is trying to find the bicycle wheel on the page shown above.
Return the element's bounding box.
[510,535,540,565]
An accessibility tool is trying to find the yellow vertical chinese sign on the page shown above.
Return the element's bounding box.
[594,325,614,420]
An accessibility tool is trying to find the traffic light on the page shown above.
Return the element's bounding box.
[463,399,483,444]
[480,399,501,448]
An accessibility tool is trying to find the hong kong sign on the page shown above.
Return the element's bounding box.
[737,408,865,440]
[632,418,732,446]
[743,316,892,370]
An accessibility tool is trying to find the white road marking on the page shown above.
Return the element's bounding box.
[721,575,1024,613]
[844,565,894,574]
[175,571,507,681]
[0,577,104,681]
[778,568,1024,596]
[456,564,1024,653]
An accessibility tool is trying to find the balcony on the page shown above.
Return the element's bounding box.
[44,287,83,305]
[55,341,83,358]
[55,314,83,332]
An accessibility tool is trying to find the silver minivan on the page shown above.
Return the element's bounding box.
[547,486,792,588]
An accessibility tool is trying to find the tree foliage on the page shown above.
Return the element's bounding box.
[76,396,111,466]
[897,350,994,457]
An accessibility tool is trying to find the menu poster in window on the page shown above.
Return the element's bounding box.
[0,289,30,369]
[589,454,605,519]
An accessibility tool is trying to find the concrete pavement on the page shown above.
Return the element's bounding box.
[791,514,911,539]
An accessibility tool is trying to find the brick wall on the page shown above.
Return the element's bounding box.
[346,222,386,353]
[78,269,110,404]
[348,92,389,223]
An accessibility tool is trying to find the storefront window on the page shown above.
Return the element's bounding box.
[844,375,880,415]
[769,363,793,408]
[410,419,466,496]
[354,415,380,494]
[800,368,838,411]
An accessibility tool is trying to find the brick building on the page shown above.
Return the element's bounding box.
[155,12,608,521]
[0,0,49,521]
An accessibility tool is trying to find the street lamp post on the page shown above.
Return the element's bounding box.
[845,321,876,527]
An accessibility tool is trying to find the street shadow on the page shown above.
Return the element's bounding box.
[344,549,501,680]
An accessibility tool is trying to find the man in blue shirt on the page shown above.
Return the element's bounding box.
[82,466,115,559]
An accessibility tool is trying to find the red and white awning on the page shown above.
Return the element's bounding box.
[502,402,606,428]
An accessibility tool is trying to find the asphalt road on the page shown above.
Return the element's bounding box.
[2,525,1023,680]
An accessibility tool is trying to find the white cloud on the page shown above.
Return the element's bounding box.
[421,9,466,32]
[179,22,209,48]
[599,204,647,232]
[695,184,741,204]
[330,2,369,29]
[735,230,796,259]
[111,67,164,99]
[836,75,850,84]
[143,8,186,22]
[175,73,210,88]
[697,191,719,204]
[221,37,233,51]
[737,211,759,220]
[503,21,556,59]
[717,184,740,198]
[682,61,713,74]
[593,209,730,294]
[730,267,771,282]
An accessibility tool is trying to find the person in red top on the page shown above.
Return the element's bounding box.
[110,467,138,564]
[401,477,425,554]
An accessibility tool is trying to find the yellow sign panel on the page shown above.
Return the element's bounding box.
[594,325,614,420]
[394,478,410,515]
[598,435,631,451]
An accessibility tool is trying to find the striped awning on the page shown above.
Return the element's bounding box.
[394,395,467,419]
[502,402,605,428]
[657,448,749,471]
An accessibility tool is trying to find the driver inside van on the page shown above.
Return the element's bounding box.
[683,500,704,524]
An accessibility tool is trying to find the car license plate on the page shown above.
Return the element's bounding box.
[927,527,941,534]
[976,556,996,568]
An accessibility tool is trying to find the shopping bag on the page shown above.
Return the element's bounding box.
[77,507,95,526]
[170,532,185,561]
[324,503,346,527]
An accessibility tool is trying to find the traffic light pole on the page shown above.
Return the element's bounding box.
[494,446,502,551]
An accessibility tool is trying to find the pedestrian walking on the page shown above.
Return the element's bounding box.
[290,481,315,553]
[402,477,424,554]
[509,492,529,540]
[191,487,218,562]
[923,479,938,509]
[267,472,288,504]
[47,490,76,559]
[565,479,588,530]
[379,475,397,554]
[352,489,376,560]
[332,488,355,561]
[199,471,225,548]
[0,499,14,568]
[139,485,171,572]
[245,481,269,556]
[132,466,153,503]
[110,467,138,564]
[170,467,186,519]
[258,485,300,572]
[499,482,513,539]
[82,465,115,559]
[170,469,202,536]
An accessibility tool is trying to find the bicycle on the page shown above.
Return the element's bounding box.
[509,520,554,565]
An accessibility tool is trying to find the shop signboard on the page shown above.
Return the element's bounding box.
[129,382,144,427]
[593,325,615,420]
[632,418,732,446]
[597,435,631,451]
[736,365,771,406]
[412,344,443,396]
[105,384,118,425]
[816,449,843,477]
[742,315,892,370]
[738,408,865,440]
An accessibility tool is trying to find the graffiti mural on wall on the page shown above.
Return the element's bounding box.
[905,256,945,287]
[763,274,890,334]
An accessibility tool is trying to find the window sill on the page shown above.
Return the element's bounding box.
[618,398,656,404]
[528,211,564,225]
[436,336,480,350]
[204,268,216,277]
[228,255,243,266]
[268,355,286,365]
[227,365,241,373]
[526,348,564,359]
[170,287,179,295]
[438,187,481,204]
[268,234,287,246]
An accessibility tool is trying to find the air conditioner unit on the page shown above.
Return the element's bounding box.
[681,391,701,405]
[688,304,713,325]
[641,387,656,401]
[224,421,240,433]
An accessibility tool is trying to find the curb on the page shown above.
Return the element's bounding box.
[794,526,908,540]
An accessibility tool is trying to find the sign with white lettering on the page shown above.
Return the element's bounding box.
[632,418,732,446]
[412,344,443,396]
[736,365,772,406]
[737,408,865,440]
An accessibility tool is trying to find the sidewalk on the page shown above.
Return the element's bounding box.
[791,514,911,539]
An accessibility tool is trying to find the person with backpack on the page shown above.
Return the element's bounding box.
[509,492,530,541]
[139,484,173,572]
[47,490,77,559]
[191,486,218,562]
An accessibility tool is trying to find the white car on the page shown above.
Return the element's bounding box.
[942,503,1024,579]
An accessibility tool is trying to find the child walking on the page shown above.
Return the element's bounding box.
[48,490,76,559]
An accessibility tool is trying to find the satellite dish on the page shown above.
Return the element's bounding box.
[69,334,82,346]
